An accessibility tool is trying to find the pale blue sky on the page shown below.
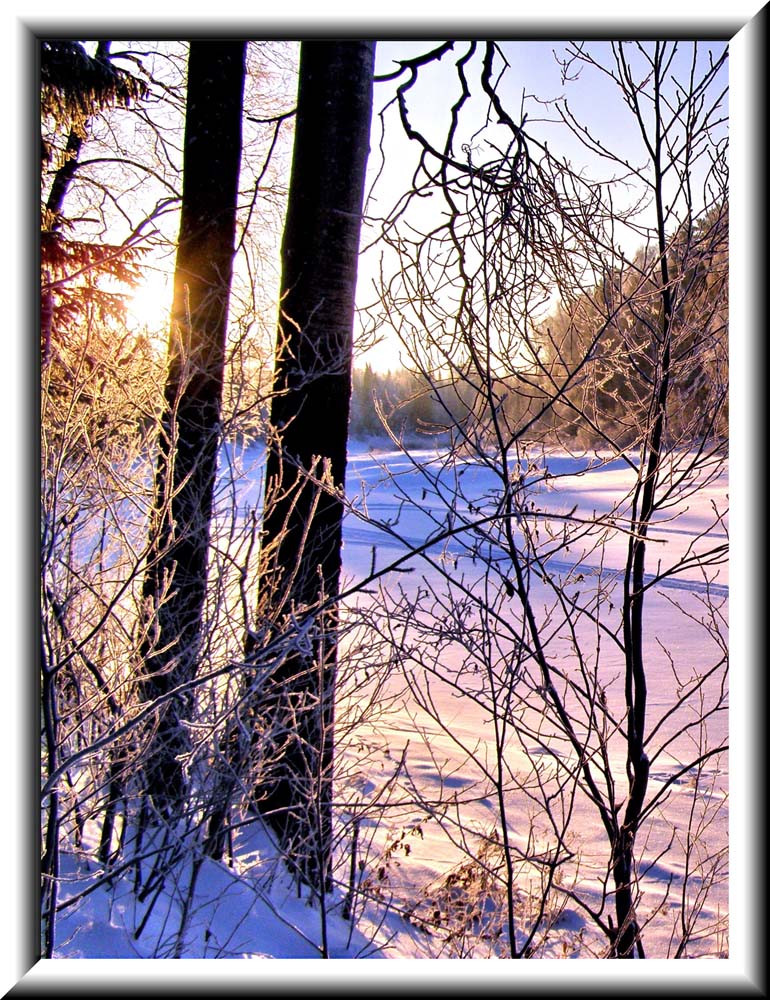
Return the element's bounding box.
[359,39,729,369]
[369,39,727,200]
[113,39,729,367]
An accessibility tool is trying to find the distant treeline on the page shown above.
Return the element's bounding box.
[349,204,728,453]
[221,204,727,453]
[348,364,474,443]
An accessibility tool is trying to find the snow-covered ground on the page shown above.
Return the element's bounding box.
[336,442,729,956]
[32,438,740,981]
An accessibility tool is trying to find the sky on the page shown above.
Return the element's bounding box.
[118,38,730,374]
[357,39,729,370]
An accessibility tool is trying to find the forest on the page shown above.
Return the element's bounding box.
[35,36,736,975]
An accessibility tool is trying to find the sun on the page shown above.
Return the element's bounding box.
[126,269,173,333]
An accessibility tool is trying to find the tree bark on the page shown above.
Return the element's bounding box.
[141,41,245,813]
[252,40,375,890]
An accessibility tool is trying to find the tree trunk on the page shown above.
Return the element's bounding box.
[251,40,375,890]
[614,51,676,957]
[141,41,246,813]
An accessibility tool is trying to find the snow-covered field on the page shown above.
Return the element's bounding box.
[336,442,729,957]
[38,439,736,979]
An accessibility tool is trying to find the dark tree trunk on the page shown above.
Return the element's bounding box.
[251,41,375,890]
[141,41,246,813]
[45,128,84,223]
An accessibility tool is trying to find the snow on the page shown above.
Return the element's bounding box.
[24,437,747,987]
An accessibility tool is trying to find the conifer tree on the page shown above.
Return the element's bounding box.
[40,40,147,366]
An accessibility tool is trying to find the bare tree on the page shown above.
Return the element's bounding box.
[39,39,154,957]
[351,39,728,958]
